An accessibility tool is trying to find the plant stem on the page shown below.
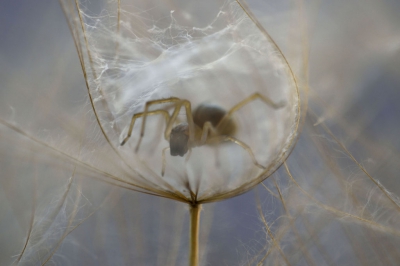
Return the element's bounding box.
[189,204,201,266]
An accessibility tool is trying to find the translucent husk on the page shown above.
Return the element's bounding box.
[58,0,302,204]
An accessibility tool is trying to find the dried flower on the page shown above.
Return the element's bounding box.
[59,0,302,204]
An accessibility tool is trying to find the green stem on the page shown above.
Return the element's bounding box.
[189,204,201,266]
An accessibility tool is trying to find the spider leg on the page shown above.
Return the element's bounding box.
[217,92,285,128]
[164,99,196,142]
[198,121,218,145]
[210,135,266,170]
[137,98,181,149]
[198,121,222,167]
[120,110,170,152]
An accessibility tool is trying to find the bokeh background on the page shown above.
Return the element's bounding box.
[1,0,400,265]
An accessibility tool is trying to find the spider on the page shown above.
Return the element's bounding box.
[120,93,285,176]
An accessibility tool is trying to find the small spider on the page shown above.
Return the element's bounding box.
[120,93,285,176]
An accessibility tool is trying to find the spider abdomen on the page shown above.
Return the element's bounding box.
[193,103,237,136]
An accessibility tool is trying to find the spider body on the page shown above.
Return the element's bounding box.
[193,103,236,136]
[120,93,285,175]
[170,103,237,157]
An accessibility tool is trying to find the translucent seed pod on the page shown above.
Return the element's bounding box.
[61,0,303,204]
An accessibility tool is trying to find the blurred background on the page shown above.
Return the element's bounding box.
[1,0,400,265]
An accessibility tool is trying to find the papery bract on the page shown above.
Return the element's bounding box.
[62,0,301,203]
